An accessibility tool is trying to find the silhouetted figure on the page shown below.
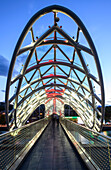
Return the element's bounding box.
[56,115,59,125]
[52,114,56,128]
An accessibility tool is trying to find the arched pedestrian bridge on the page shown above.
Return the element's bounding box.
[5,5,105,132]
[1,5,110,170]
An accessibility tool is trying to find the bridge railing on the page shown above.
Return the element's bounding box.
[0,117,50,170]
[60,118,111,170]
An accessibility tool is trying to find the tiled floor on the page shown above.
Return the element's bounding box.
[19,121,88,170]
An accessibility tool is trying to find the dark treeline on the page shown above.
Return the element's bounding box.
[98,106,111,122]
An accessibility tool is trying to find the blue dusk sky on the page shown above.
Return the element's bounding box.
[0,0,111,105]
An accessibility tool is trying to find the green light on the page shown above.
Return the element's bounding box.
[65,116,78,119]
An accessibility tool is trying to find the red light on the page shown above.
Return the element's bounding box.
[49,60,53,62]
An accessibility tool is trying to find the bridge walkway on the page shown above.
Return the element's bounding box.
[19,121,88,170]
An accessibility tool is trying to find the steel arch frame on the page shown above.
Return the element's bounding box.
[5,5,105,132]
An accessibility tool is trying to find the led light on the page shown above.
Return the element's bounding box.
[65,40,68,43]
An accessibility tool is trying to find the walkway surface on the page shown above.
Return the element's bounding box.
[19,121,88,170]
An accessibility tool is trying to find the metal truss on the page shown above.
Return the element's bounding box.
[5,5,105,132]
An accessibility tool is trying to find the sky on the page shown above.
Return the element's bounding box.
[0,0,111,105]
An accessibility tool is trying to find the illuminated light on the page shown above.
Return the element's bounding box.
[65,116,78,119]
[103,131,107,136]
[46,89,64,93]
[2,112,5,115]
[47,93,63,98]
[65,40,68,43]
[49,60,53,62]
[10,129,21,136]
[86,159,89,163]
[80,29,82,32]
[44,40,47,42]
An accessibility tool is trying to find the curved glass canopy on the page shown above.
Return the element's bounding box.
[5,5,105,132]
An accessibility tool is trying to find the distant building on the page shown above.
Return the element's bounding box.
[0,102,13,112]
[0,102,13,131]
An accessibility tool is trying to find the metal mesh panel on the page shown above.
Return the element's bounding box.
[0,117,50,169]
[61,118,111,170]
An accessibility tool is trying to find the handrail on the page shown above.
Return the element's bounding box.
[0,117,50,170]
[60,117,111,170]
[0,117,49,137]
[64,117,111,140]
